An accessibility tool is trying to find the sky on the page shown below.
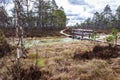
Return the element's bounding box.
[55,0,120,26]
[2,0,120,26]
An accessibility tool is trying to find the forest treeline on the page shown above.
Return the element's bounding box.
[76,5,120,30]
[0,0,66,37]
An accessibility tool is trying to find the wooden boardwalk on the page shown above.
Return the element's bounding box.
[60,29,72,37]
[72,29,94,39]
[60,28,120,46]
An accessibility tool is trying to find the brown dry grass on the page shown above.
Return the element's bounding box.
[26,40,120,80]
[1,40,120,80]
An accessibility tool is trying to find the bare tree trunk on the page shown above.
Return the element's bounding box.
[14,0,26,60]
[14,0,20,62]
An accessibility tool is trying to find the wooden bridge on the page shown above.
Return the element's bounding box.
[60,28,120,46]
[71,29,94,39]
[60,28,94,39]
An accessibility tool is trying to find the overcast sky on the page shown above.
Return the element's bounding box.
[55,0,120,26]
[3,0,120,26]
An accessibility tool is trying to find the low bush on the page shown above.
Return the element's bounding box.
[73,45,120,59]
[1,63,42,80]
[0,30,12,58]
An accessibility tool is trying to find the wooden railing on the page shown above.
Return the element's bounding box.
[72,29,94,39]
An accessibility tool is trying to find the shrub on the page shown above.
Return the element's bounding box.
[0,30,11,58]
[73,45,120,59]
[106,35,114,42]
[91,32,97,40]
[2,64,42,80]
[0,30,5,43]
[112,28,119,44]
[106,35,114,46]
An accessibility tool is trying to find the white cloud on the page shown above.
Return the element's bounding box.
[5,3,14,16]
[68,0,87,5]
[5,0,34,16]
[55,0,120,26]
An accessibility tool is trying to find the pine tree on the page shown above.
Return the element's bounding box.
[116,6,120,28]
[102,5,113,28]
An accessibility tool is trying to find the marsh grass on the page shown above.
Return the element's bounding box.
[25,40,120,80]
[1,38,120,80]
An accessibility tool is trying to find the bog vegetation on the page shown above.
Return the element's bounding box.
[0,0,120,80]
